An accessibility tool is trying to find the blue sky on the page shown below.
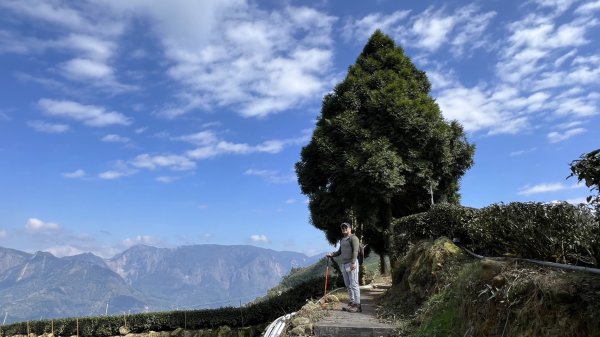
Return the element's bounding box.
[0,0,598,258]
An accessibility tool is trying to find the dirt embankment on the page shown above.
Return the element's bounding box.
[381,237,600,337]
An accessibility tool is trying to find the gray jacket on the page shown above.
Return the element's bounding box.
[332,234,359,264]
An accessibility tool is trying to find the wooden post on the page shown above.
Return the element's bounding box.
[76,318,79,337]
[184,311,187,330]
[27,321,30,337]
[51,320,54,336]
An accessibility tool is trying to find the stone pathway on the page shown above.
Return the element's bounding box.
[314,286,395,337]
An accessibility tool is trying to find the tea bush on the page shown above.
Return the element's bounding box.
[392,202,599,266]
[0,276,329,337]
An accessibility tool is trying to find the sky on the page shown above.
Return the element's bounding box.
[0,0,599,259]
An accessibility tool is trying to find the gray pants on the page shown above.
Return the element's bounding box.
[341,260,360,304]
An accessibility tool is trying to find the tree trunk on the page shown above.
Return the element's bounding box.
[359,263,365,285]
[379,253,388,275]
[383,199,393,275]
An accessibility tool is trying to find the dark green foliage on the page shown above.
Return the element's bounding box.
[296,30,474,264]
[569,148,600,210]
[0,277,328,337]
[392,202,599,266]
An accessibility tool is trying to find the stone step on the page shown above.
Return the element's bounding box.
[314,322,395,337]
[314,287,395,337]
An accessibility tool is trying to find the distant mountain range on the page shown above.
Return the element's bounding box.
[0,245,320,324]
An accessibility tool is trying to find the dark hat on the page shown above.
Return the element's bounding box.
[340,222,351,228]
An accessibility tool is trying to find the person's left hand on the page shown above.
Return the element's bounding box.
[351,262,357,270]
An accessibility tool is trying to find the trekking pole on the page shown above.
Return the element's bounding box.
[322,257,330,309]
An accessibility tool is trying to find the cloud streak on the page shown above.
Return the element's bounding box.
[38,99,132,127]
[27,120,69,133]
[62,169,86,179]
[518,182,583,195]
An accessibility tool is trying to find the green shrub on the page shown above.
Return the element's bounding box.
[392,202,599,266]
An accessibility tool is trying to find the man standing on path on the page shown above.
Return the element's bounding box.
[327,222,361,313]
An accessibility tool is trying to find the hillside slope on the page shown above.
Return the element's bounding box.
[381,237,600,337]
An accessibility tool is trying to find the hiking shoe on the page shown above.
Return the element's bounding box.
[346,305,359,313]
[342,302,353,311]
[351,303,362,312]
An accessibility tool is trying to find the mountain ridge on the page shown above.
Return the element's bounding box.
[0,244,314,323]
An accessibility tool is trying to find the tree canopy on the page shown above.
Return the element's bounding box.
[295,31,475,269]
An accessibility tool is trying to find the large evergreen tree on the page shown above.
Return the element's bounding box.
[296,31,475,273]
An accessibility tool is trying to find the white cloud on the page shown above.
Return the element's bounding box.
[122,235,157,247]
[26,218,60,234]
[155,176,178,183]
[5,1,334,115]
[519,183,566,195]
[344,5,495,57]
[64,34,115,60]
[285,199,296,204]
[510,147,537,156]
[0,0,93,31]
[61,58,113,79]
[131,154,196,171]
[411,8,457,51]
[547,127,586,143]
[183,130,306,160]
[518,182,583,195]
[176,131,218,145]
[436,85,529,134]
[186,139,284,159]
[62,169,86,179]
[0,229,7,238]
[245,169,278,176]
[535,0,577,14]
[102,134,130,143]
[450,9,497,56]
[245,169,296,184]
[575,0,600,14]
[250,234,269,243]
[0,1,132,92]
[98,168,137,180]
[498,5,597,86]
[27,120,69,133]
[96,130,307,181]
[342,10,410,42]
[144,2,337,118]
[556,120,585,129]
[38,99,132,127]
[45,245,86,257]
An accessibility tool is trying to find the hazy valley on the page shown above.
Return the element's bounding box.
[0,245,319,323]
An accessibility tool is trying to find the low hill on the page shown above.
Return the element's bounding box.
[265,251,387,297]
